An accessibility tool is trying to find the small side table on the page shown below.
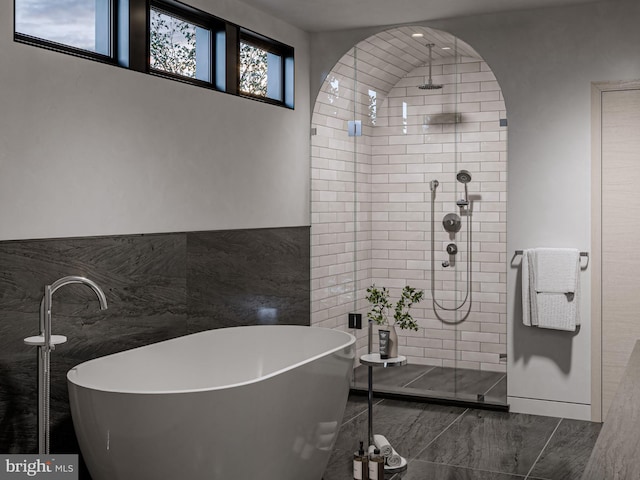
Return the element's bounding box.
[360,352,409,474]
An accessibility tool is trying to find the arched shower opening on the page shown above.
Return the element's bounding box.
[310,26,508,407]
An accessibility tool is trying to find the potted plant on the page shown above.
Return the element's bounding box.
[365,285,425,359]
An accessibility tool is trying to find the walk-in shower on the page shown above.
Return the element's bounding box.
[310,25,508,408]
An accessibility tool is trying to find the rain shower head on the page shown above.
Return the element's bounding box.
[418,44,443,91]
[418,82,443,90]
[457,170,472,184]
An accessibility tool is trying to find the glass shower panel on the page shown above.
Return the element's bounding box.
[311,26,507,408]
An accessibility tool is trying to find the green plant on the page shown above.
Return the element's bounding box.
[365,285,425,331]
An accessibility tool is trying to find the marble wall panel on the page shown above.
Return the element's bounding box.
[186,227,311,331]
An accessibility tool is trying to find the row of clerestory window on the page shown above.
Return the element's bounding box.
[13,0,295,109]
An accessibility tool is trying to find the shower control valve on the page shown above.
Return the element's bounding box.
[442,213,462,233]
[446,243,458,255]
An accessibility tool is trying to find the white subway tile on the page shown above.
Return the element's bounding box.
[461,351,499,363]
[461,331,500,343]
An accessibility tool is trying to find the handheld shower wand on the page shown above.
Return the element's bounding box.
[456,169,472,207]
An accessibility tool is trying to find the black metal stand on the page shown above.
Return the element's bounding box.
[359,319,408,474]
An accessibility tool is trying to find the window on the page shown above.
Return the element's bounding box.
[15,0,112,58]
[368,89,377,126]
[239,41,269,97]
[13,0,294,108]
[150,7,211,82]
[239,31,294,108]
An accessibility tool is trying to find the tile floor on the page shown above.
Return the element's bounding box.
[323,394,602,480]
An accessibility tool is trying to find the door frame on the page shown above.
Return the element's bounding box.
[591,80,640,422]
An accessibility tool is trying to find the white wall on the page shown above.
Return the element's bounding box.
[0,0,310,241]
[309,0,640,420]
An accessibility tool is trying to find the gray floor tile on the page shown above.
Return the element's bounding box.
[528,418,602,480]
[325,396,468,480]
[334,398,467,458]
[340,394,371,425]
[397,460,529,479]
[416,409,560,476]
[323,448,354,480]
[484,375,507,403]
[325,396,601,480]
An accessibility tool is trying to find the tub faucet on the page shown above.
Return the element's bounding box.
[25,276,108,454]
[41,276,108,352]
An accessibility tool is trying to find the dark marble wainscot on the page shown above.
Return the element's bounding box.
[186,227,310,331]
[0,226,310,459]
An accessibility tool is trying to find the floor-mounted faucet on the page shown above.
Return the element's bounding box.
[24,276,108,454]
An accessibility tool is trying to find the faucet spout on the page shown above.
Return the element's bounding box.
[49,276,108,310]
[40,276,108,350]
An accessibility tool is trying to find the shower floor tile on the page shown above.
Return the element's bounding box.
[352,364,507,406]
[352,364,433,388]
[406,366,505,398]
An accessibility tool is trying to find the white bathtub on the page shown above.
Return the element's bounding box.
[67,325,355,480]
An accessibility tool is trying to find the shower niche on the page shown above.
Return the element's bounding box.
[310,26,508,407]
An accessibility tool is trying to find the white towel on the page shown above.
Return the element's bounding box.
[536,291,580,331]
[522,249,541,326]
[522,248,581,331]
[368,441,403,468]
[385,447,402,468]
[373,434,393,457]
[533,248,579,293]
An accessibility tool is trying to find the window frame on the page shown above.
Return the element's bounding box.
[13,0,118,65]
[147,0,223,89]
[238,29,294,108]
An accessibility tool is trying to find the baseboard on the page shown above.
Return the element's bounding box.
[508,396,593,421]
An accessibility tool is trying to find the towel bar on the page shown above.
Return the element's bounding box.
[514,250,589,257]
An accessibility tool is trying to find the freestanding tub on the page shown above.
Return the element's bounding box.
[67,325,355,480]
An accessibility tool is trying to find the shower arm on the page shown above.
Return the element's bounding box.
[428,45,433,84]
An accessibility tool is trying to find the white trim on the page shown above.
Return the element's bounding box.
[508,396,591,421]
